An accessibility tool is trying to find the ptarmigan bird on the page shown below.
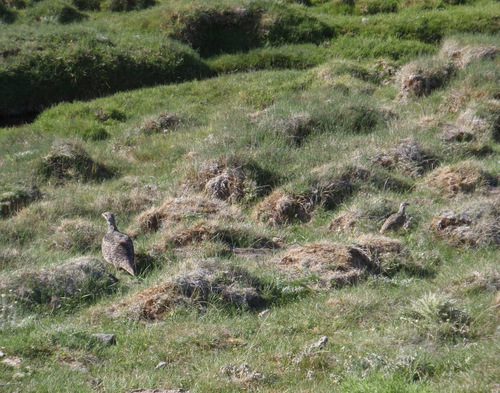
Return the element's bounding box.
[101,212,135,276]
[380,201,410,234]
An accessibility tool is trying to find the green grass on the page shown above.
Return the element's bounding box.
[0,0,499,391]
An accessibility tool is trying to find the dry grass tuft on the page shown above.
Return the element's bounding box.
[329,198,396,233]
[440,40,499,69]
[157,220,278,250]
[205,167,246,202]
[425,161,497,197]
[255,190,310,226]
[328,210,362,232]
[183,160,247,202]
[397,59,455,98]
[430,195,500,245]
[355,234,403,255]
[371,139,437,177]
[441,123,475,142]
[398,40,498,100]
[220,362,264,386]
[273,112,317,145]
[0,186,40,218]
[50,219,101,253]
[275,242,376,288]
[108,260,265,320]
[0,257,117,312]
[132,195,237,234]
[38,141,113,184]
[454,270,500,293]
[93,182,161,214]
[138,112,180,135]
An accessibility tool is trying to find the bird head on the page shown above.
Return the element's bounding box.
[102,211,116,226]
[399,201,410,212]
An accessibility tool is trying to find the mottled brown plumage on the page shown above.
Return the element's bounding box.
[101,212,135,276]
[380,202,410,234]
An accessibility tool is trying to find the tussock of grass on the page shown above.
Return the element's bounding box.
[37,140,114,184]
[0,186,40,218]
[424,161,498,197]
[107,260,270,320]
[371,138,438,177]
[50,218,102,253]
[406,292,472,341]
[430,194,500,245]
[132,195,239,234]
[25,0,88,24]
[0,257,118,314]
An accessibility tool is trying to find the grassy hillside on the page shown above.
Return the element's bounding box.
[1,0,499,392]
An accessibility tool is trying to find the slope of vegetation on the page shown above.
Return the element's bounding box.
[0,0,499,392]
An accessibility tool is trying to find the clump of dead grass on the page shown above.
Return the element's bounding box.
[430,195,500,245]
[397,58,455,98]
[407,292,472,341]
[355,234,423,276]
[440,40,499,69]
[275,242,376,288]
[50,219,101,253]
[38,141,113,184]
[397,40,498,99]
[108,260,266,320]
[275,235,422,287]
[205,167,246,202]
[182,158,276,203]
[255,190,310,226]
[453,270,500,294]
[0,186,40,218]
[132,195,238,234]
[93,183,161,214]
[372,139,438,177]
[138,112,180,135]
[157,220,278,250]
[272,112,317,145]
[220,363,265,387]
[0,257,118,313]
[424,161,497,197]
[441,123,475,142]
[329,197,395,233]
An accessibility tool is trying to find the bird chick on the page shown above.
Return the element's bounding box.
[101,212,135,276]
[380,201,410,234]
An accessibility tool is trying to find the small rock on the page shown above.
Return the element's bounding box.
[155,361,167,369]
[258,309,270,318]
[362,17,370,23]
[91,333,116,346]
